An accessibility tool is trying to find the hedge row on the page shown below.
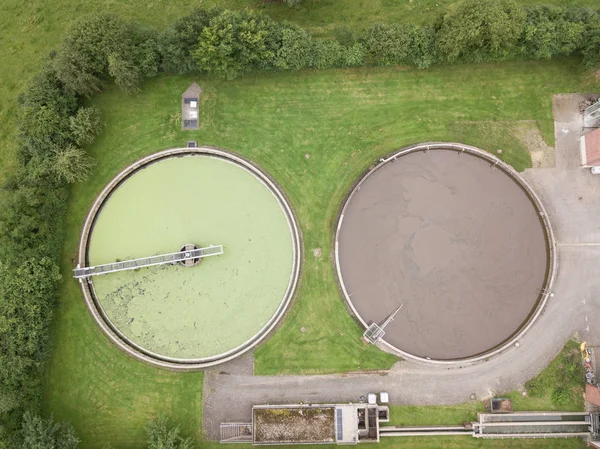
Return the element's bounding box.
[0,65,101,449]
[0,0,598,446]
[45,2,600,93]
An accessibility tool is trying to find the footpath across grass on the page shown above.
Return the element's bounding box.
[44,60,597,448]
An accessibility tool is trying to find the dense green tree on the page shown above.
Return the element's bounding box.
[50,146,95,184]
[520,6,592,59]
[18,106,73,158]
[0,176,68,262]
[53,14,129,96]
[583,21,600,69]
[435,0,526,63]
[276,26,312,70]
[192,10,278,79]
[159,8,223,73]
[107,53,142,95]
[21,412,79,449]
[53,14,158,96]
[362,23,435,68]
[334,26,357,47]
[69,107,103,146]
[146,417,193,449]
[0,257,62,425]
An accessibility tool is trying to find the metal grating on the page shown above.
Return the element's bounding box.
[73,245,223,279]
[183,119,198,129]
[335,408,343,441]
[363,323,385,344]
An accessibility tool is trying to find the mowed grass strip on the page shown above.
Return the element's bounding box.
[44,60,597,448]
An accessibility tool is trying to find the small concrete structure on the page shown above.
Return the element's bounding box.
[490,398,513,414]
[182,83,202,130]
[580,128,600,168]
[221,403,389,445]
[584,99,600,128]
[473,412,592,439]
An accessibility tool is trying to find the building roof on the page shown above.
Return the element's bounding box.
[182,82,203,99]
[181,83,202,130]
[582,128,600,166]
[586,384,600,407]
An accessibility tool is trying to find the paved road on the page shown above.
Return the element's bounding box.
[203,94,600,440]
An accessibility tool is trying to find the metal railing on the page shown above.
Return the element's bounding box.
[73,245,223,279]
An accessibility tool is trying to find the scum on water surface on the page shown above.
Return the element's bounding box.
[87,154,295,361]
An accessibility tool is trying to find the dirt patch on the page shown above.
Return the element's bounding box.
[253,407,335,443]
[513,121,555,168]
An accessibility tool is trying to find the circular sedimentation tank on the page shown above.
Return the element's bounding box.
[78,148,301,369]
[335,143,555,362]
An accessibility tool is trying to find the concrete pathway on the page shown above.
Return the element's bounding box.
[203,94,600,440]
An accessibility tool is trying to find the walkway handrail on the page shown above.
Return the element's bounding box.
[73,245,223,278]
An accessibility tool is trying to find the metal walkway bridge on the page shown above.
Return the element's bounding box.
[73,245,224,279]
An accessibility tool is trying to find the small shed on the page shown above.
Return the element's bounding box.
[580,128,600,167]
[182,83,203,130]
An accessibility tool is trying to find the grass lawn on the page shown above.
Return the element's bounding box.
[43,276,204,447]
[41,59,599,448]
[1,0,598,182]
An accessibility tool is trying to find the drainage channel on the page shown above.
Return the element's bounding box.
[379,425,472,437]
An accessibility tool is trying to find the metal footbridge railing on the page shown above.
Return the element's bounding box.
[73,245,224,279]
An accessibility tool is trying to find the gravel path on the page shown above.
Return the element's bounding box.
[203,94,600,440]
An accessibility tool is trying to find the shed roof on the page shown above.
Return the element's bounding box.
[586,384,600,407]
[582,128,600,166]
[182,82,203,99]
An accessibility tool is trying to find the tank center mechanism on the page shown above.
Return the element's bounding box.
[72,243,223,279]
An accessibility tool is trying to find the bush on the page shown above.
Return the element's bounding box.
[551,386,572,406]
[583,21,600,69]
[435,0,526,63]
[53,14,159,96]
[69,106,103,146]
[362,23,435,68]
[334,26,357,47]
[276,26,312,71]
[17,68,80,161]
[159,8,223,74]
[21,412,79,449]
[520,6,594,59]
[50,145,95,184]
[146,416,192,449]
[192,10,280,79]
[310,40,344,69]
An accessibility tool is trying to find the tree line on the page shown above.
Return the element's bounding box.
[50,2,600,89]
[0,0,598,447]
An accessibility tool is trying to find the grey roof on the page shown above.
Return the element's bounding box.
[182,82,203,99]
